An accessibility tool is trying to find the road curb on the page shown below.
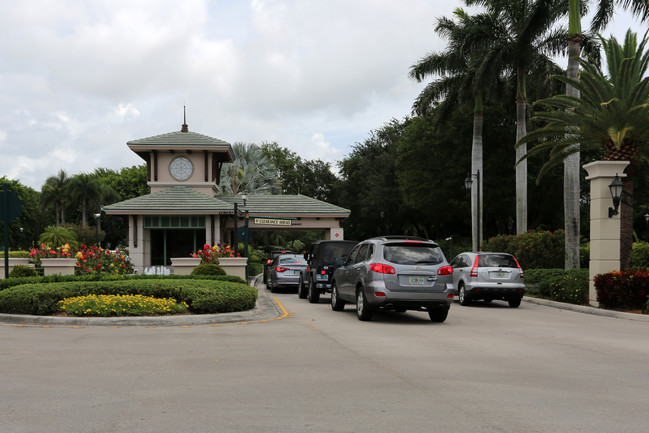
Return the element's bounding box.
[523,296,649,322]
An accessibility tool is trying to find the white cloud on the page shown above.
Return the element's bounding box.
[0,0,644,190]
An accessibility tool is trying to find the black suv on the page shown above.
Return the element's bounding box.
[263,249,293,287]
[299,240,358,303]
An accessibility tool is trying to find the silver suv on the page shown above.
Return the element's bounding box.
[450,252,525,307]
[330,236,454,322]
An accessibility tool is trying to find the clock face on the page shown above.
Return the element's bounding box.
[169,156,193,181]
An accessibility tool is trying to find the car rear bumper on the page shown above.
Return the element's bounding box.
[465,284,525,298]
[367,282,454,309]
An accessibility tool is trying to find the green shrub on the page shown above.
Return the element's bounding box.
[9,265,38,278]
[631,242,649,269]
[0,273,246,292]
[248,261,264,277]
[0,251,31,258]
[38,226,78,249]
[595,270,649,311]
[548,270,589,305]
[482,230,565,269]
[524,268,588,301]
[0,279,257,315]
[191,263,226,276]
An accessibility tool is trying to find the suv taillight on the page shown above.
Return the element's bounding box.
[266,259,271,265]
[369,263,395,274]
[470,255,480,277]
[513,256,523,278]
[437,266,453,275]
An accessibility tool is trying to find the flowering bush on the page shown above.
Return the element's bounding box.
[595,270,649,311]
[549,272,589,305]
[192,243,238,263]
[74,244,134,275]
[29,243,73,264]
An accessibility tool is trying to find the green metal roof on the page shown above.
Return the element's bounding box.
[104,188,350,217]
[217,194,350,217]
[103,186,232,214]
[127,130,232,148]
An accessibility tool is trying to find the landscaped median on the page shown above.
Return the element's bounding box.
[0,276,257,317]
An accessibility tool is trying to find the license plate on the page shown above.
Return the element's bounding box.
[294,271,301,275]
[408,276,426,285]
[491,271,507,279]
[316,274,328,281]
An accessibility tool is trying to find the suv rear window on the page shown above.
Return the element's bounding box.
[317,242,356,264]
[478,254,517,268]
[382,244,444,265]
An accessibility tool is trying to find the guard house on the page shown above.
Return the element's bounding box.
[103,120,350,272]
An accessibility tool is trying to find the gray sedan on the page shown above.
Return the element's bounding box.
[266,254,308,293]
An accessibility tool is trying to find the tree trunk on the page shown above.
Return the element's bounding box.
[472,111,484,251]
[81,201,88,228]
[564,34,582,270]
[515,98,527,235]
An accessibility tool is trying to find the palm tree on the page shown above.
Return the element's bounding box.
[67,173,101,228]
[218,143,280,195]
[562,0,649,270]
[41,169,69,226]
[466,0,569,235]
[517,30,649,269]
[409,8,502,250]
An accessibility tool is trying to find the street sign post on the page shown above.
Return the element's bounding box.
[1,183,22,278]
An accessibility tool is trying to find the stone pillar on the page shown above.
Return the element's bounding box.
[583,161,630,307]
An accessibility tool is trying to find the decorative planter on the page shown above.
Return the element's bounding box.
[218,257,248,280]
[41,258,77,276]
[170,257,202,275]
[0,258,35,279]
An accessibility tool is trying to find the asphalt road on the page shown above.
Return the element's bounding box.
[2,280,648,433]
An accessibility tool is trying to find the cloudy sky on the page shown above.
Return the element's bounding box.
[0,0,644,190]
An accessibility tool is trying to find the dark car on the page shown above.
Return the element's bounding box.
[266,254,308,293]
[263,249,293,286]
[450,252,525,307]
[299,240,358,302]
[330,236,454,322]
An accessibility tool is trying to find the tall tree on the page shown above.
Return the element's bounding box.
[41,169,69,226]
[410,8,505,250]
[517,30,649,269]
[218,143,280,195]
[67,173,101,228]
[466,0,568,235]
[562,0,649,270]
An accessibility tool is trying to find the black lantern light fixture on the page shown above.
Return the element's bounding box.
[608,174,624,218]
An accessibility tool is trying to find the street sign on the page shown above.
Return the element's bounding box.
[0,185,21,222]
[254,218,292,226]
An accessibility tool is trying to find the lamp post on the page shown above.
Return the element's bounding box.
[93,213,101,247]
[464,170,481,251]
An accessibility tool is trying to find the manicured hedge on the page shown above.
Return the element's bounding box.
[594,270,649,311]
[0,279,257,315]
[0,273,245,292]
